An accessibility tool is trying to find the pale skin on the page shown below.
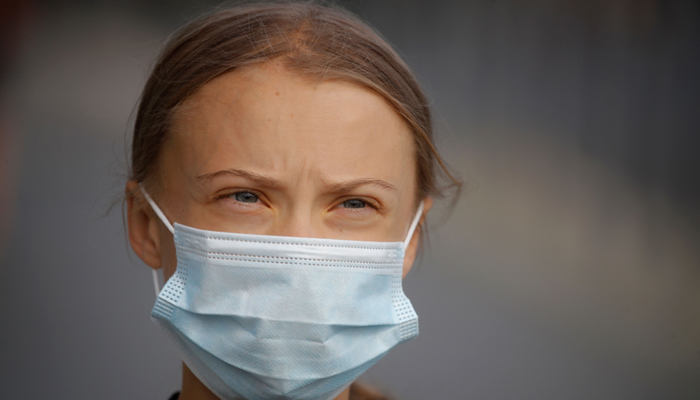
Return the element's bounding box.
[126,62,432,400]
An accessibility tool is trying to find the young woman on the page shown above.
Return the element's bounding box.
[125,2,459,400]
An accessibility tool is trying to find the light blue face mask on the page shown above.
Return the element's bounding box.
[141,187,421,400]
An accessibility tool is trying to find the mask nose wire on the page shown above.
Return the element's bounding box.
[138,185,175,297]
[403,201,425,249]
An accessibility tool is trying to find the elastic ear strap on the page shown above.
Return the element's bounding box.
[403,201,425,249]
[139,185,169,297]
[139,185,175,234]
[152,269,160,297]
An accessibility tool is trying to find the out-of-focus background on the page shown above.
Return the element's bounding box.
[1,0,699,399]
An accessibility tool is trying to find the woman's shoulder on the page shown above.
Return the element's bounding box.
[168,392,179,400]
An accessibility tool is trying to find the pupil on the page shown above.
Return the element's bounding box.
[235,192,258,203]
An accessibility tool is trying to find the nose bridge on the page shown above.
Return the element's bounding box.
[272,163,325,238]
[273,202,320,239]
[283,216,315,238]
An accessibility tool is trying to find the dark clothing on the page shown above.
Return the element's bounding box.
[168,392,180,400]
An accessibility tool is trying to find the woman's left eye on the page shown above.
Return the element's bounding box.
[233,192,259,203]
[340,199,366,209]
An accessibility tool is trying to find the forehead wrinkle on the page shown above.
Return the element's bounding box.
[195,168,284,188]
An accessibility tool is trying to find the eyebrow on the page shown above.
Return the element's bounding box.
[196,169,397,193]
[326,178,398,193]
[196,168,283,188]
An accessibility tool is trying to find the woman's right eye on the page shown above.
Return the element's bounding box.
[233,192,259,203]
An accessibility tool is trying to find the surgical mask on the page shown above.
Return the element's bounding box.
[140,187,421,400]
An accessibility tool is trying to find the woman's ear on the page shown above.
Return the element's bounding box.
[125,180,163,270]
[402,197,433,278]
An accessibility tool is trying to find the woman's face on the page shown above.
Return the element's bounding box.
[127,62,430,279]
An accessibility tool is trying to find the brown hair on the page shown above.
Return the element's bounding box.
[130,0,459,203]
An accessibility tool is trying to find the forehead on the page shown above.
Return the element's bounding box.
[165,63,415,190]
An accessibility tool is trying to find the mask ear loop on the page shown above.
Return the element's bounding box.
[139,185,175,297]
[403,201,425,249]
[139,186,175,233]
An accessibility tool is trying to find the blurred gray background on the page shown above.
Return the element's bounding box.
[1,0,699,399]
